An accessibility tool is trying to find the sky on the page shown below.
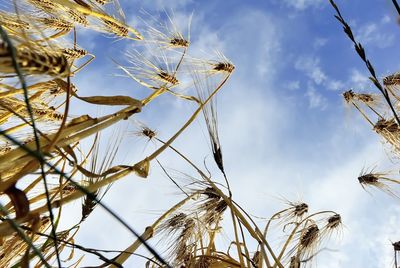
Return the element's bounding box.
[54,0,400,267]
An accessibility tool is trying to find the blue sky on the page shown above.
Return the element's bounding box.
[57,0,400,267]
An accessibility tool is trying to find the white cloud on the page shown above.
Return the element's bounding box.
[282,0,323,10]
[294,55,343,108]
[349,69,371,90]
[314,37,328,49]
[327,79,345,91]
[356,22,395,49]
[294,56,345,96]
[287,80,301,90]
[295,56,327,85]
[305,85,328,109]
[122,0,193,11]
[381,15,391,24]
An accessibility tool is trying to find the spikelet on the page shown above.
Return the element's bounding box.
[140,10,191,50]
[212,60,235,74]
[119,48,180,90]
[131,120,157,141]
[174,217,195,265]
[61,48,88,60]
[0,94,64,122]
[139,126,156,140]
[358,169,400,198]
[265,201,309,236]
[393,241,400,251]
[37,17,74,32]
[157,213,188,240]
[383,72,400,95]
[157,212,196,266]
[81,131,123,222]
[0,143,12,156]
[325,213,342,230]
[342,89,383,124]
[297,223,320,262]
[0,12,30,31]
[93,0,111,5]
[194,256,212,268]
[289,256,301,268]
[284,216,333,268]
[300,224,319,249]
[0,39,70,77]
[32,105,65,121]
[154,187,228,266]
[97,0,131,38]
[102,18,128,37]
[198,187,227,225]
[191,63,227,175]
[66,9,89,26]
[373,118,400,155]
[319,213,343,241]
[189,51,235,78]
[252,251,261,267]
[394,241,400,267]
[27,0,58,13]
[343,89,381,107]
[276,200,309,223]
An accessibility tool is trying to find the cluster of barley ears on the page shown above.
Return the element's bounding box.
[329,0,400,266]
[0,0,343,267]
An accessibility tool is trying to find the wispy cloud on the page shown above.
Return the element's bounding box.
[349,69,371,90]
[282,0,323,10]
[313,37,328,49]
[295,56,327,85]
[305,85,328,109]
[356,20,395,49]
[294,55,343,109]
[124,0,193,11]
[286,80,301,90]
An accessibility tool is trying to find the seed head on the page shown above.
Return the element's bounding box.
[383,73,400,87]
[327,213,341,229]
[374,118,398,133]
[62,48,88,60]
[157,71,179,85]
[294,203,308,218]
[289,256,300,268]
[39,17,73,31]
[170,36,189,48]
[343,90,355,103]
[62,183,76,195]
[195,256,211,268]
[202,187,220,200]
[167,213,187,229]
[68,9,88,26]
[103,19,129,37]
[252,251,261,267]
[357,93,375,103]
[300,224,319,248]
[393,241,400,251]
[358,173,379,185]
[213,61,235,73]
[94,0,110,5]
[142,127,156,139]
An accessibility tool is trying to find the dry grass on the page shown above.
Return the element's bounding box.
[0,1,355,267]
[330,0,400,266]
